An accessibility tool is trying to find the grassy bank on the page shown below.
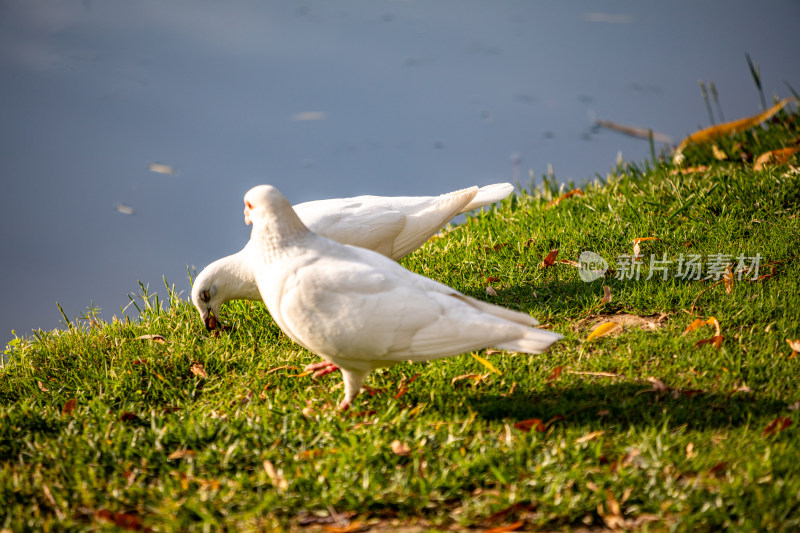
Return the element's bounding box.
[2,106,799,531]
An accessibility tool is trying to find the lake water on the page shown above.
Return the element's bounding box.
[1,0,798,350]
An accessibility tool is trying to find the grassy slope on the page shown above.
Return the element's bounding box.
[1,109,799,531]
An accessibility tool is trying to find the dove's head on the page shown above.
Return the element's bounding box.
[243,185,308,241]
[191,265,223,330]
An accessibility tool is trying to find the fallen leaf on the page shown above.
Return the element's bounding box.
[486,276,502,283]
[558,258,580,267]
[676,97,797,153]
[647,376,669,393]
[167,449,196,460]
[724,266,734,294]
[546,365,563,382]
[263,460,289,491]
[695,335,724,349]
[96,509,146,531]
[322,523,364,533]
[37,381,50,392]
[712,144,728,160]
[513,419,545,432]
[61,398,77,416]
[485,286,498,297]
[393,373,420,399]
[601,285,612,304]
[575,430,605,444]
[754,145,800,170]
[390,440,412,456]
[546,189,583,209]
[685,442,696,459]
[541,249,559,267]
[586,321,622,342]
[670,165,709,175]
[483,521,524,533]
[471,353,502,375]
[119,412,139,422]
[135,334,165,343]
[786,339,800,355]
[190,363,207,378]
[762,416,792,437]
[288,370,314,378]
[451,373,486,386]
[632,237,659,260]
[707,462,728,476]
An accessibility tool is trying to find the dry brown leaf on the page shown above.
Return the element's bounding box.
[61,398,77,416]
[513,419,546,432]
[670,165,709,175]
[451,373,486,386]
[724,266,734,294]
[263,460,289,491]
[167,449,196,460]
[712,144,728,160]
[37,380,50,392]
[632,237,659,260]
[190,363,207,378]
[787,339,800,355]
[586,321,622,342]
[483,521,524,533]
[595,119,672,143]
[390,440,412,456]
[96,509,145,531]
[676,97,797,152]
[546,189,583,208]
[135,334,165,343]
[601,285,612,304]
[754,145,800,170]
[485,286,498,297]
[575,430,605,444]
[541,249,559,267]
[685,442,696,459]
[695,335,724,349]
[558,259,580,268]
[762,416,792,437]
[546,365,563,382]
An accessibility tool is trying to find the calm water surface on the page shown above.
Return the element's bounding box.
[1,0,798,349]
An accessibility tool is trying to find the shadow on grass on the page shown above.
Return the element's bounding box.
[420,382,787,431]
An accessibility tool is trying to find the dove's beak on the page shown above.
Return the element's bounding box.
[204,313,217,331]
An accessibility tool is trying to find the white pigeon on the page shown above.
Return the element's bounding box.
[192,183,513,329]
[243,184,563,409]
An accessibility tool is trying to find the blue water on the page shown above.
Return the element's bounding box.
[1,0,798,350]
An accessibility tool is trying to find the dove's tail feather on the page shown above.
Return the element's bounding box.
[496,328,564,354]
[461,183,515,213]
[389,186,478,260]
[456,294,539,326]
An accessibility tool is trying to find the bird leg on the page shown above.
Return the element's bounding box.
[338,368,368,411]
[304,361,340,378]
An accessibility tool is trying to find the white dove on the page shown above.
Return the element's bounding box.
[243,184,563,409]
[192,183,513,330]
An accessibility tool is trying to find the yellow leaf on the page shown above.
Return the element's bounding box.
[724,266,734,294]
[712,144,728,160]
[785,338,800,354]
[683,318,708,334]
[676,97,797,152]
[471,353,502,375]
[323,523,364,533]
[167,449,196,460]
[586,321,621,342]
[390,440,411,456]
[575,430,605,444]
[754,145,800,170]
[288,370,314,378]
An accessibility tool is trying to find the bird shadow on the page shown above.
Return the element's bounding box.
[400,381,789,432]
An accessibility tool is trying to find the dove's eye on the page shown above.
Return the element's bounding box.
[199,290,211,303]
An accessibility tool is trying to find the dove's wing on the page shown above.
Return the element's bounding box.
[295,199,408,258]
[263,236,557,371]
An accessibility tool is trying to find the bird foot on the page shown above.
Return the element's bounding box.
[304,361,340,378]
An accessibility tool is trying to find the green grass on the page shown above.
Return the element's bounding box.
[2,107,799,531]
